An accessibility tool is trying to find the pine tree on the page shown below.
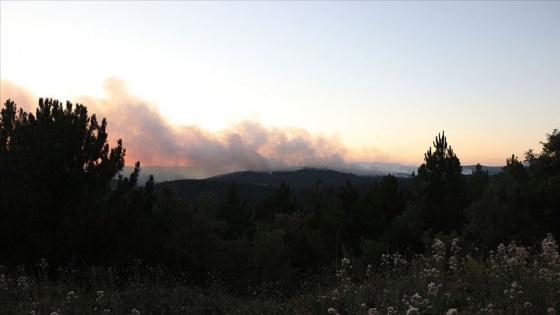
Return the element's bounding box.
[0,98,152,267]
[467,163,489,202]
[219,181,252,239]
[413,131,466,234]
[525,128,560,238]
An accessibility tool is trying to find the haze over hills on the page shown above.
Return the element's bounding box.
[121,162,415,184]
[121,162,504,185]
[209,168,383,191]
[147,164,504,207]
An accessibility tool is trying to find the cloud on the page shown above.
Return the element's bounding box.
[0,80,36,112]
[1,78,394,178]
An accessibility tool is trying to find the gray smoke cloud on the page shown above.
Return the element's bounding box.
[2,78,366,178]
[0,80,37,112]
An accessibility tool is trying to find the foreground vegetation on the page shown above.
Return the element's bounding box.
[2,234,559,314]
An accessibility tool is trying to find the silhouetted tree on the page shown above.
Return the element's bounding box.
[378,174,405,223]
[305,180,344,260]
[467,163,489,203]
[255,182,299,222]
[336,180,362,254]
[219,181,253,239]
[525,128,560,238]
[463,154,535,250]
[0,98,152,268]
[412,131,467,234]
[502,154,529,181]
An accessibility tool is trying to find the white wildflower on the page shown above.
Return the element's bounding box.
[507,258,518,267]
[96,290,104,303]
[367,264,373,277]
[407,307,419,315]
[66,290,78,303]
[410,292,422,306]
[427,282,439,296]
[432,239,446,262]
[17,276,30,290]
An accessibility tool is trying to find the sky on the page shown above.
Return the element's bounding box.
[1,1,559,176]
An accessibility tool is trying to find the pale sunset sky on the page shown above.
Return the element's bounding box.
[1,1,559,173]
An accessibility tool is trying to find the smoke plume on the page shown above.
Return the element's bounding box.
[2,78,377,178]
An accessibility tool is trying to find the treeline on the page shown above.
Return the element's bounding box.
[1,98,558,290]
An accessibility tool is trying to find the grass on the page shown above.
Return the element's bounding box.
[1,234,559,315]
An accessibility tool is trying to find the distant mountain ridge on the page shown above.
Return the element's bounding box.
[138,165,504,206]
[208,168,384,191]
[120,162,504,184]
[157,168,392,207]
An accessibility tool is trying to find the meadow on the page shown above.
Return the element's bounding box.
[2,234,558,315]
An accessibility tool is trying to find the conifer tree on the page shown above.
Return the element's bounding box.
[413,131,466,234]
[467,163,489,202]
[0,98,152,267]
[219,181,252,239]
[525,128,560,237]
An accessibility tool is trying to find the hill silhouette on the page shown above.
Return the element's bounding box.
[155,168,412,207]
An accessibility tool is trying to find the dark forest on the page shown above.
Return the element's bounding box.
[1,99,559,314]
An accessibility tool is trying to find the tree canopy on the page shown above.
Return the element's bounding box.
[0,98,153,268]
[413,131,466,234]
